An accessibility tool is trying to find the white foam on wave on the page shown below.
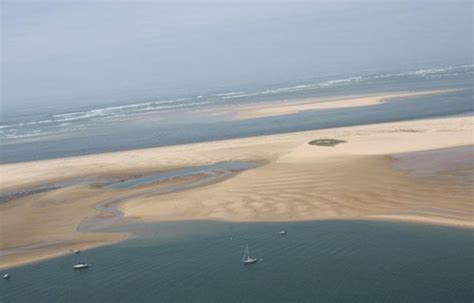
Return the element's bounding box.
[220,76,364,100]
[374,65,473,80]
[25,119,54,125]
[132,101,215,113]
[4,130,55,140]
[319,76,363,87]
[220,64,473,101]
[51,98,182,121]
[216,91,246,97]
[55,111,106,122]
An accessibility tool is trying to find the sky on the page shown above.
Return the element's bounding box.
[1,0,472,115]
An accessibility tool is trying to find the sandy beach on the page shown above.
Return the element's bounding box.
[1,115,473,269]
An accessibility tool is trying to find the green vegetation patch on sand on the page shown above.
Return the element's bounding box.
[309,139,347,147]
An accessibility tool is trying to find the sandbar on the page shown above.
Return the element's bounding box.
[0,115,472,269]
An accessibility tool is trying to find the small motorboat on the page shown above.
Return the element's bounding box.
[242,245,258,265]
[73,263,90,270]
[3,273,11,279]
[279,231,287,235]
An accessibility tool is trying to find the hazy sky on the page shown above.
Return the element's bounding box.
[1,0,472,114]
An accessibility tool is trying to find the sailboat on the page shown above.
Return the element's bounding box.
[242,245,257,265]
[73,251,90,270]
[73,263,90,270]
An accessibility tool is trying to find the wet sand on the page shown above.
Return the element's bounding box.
[0,115,472,268]
[393,145,473,184]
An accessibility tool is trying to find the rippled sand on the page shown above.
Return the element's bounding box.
[122,143,472,226]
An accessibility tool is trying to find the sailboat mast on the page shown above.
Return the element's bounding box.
[243,245,249,262]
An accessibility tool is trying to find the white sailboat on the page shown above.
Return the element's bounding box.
[242,245,257,265]
[3,273,11,279]
[73,263,90,269]
[73,251,90,270]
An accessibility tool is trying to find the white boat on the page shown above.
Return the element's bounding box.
[279,231,287,235]
[73,263,90,270]
[72,250,90,269]
[3,273,11,279]
[242,245,257,265]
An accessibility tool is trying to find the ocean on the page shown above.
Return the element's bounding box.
[1,220,472,303]
[1,64,473,163]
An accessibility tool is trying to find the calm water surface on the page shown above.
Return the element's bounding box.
[1,220,472,303]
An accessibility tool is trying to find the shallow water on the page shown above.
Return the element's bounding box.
[107,161,257,189]
[1,161,257,205]
[1,220,472,303]
[0,177,113,204]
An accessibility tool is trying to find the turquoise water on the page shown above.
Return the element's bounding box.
[1,220,473,302]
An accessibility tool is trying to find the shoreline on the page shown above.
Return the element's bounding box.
[1,115,473,269]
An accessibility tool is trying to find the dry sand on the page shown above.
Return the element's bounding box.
[1,115,473,268]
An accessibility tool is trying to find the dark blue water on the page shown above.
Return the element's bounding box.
[1,220,473,303]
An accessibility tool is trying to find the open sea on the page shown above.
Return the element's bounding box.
[1,220,473,303]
